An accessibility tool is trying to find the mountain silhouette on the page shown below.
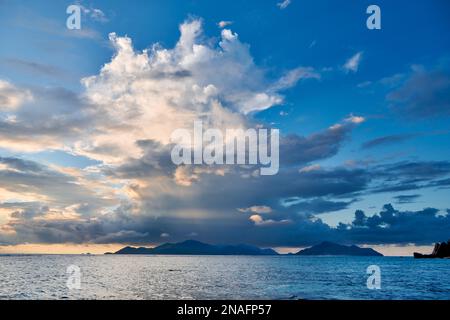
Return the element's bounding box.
[113,240,279,255]
[296,241,383,256]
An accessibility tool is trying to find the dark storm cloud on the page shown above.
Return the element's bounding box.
[10,204,50,220]
[280,123,352,166]
[284,198,357,215]
[361,133,418,149]
[107,122,358,182]
[100,123,369,218]
[381,161,450,179]
[430,178,450,188]
[387,65,450,118]
[130,166,371,214]
[0,85,96,146]
[4,201,448,247]
[339,204,450,245]
[2,153,450,247]
[0,156,43,172]
[101,147,450,247]
[0,157,112,208]
[372,183,422,193]
[106,139,177,179]
[0,201,337,247]
[393,194,421,204]
[0,115,372,247]
[370,161,450,193]
[0,155,373,247]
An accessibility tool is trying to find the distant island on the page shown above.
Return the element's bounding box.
[111,240,278,255]
[108,240,383,256]
[414,240,450,259]
[296,241,383,256]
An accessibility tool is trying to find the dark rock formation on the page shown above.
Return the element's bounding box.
[296,241,383,256]
[414,240,450,258]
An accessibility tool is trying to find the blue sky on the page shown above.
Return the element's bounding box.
[0,0,449,254]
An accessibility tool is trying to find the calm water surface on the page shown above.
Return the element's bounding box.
[0,255,449,300]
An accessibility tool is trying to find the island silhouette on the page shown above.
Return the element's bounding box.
[296,241,383,256]
[107,240,383,256]
[414,240,450,258]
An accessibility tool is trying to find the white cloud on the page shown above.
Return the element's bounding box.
[79,5,108,22]
[249,214,263,224]
[277,0,291,10]
[343,52,363,73]
[249,214,291,226]
[218,20,233,28]
[272,67,320,91]
[1,19,314,160]
[77,19,303,163]
[239,205,273,214]
[0,80,32,110]
[299,164,321,173]
[357,81,372,88]
[345,114,365,124]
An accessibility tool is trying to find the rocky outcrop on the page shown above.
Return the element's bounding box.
[414,240,450,258]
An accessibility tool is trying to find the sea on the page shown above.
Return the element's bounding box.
[0,255,449,300]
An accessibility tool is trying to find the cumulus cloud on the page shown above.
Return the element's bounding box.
[77,19,312,163]
[0,19,317,161]
[1,18,361,246]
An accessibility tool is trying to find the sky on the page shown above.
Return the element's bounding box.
[0,0,449,255]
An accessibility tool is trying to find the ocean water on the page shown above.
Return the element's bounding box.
[0,255,449,300]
